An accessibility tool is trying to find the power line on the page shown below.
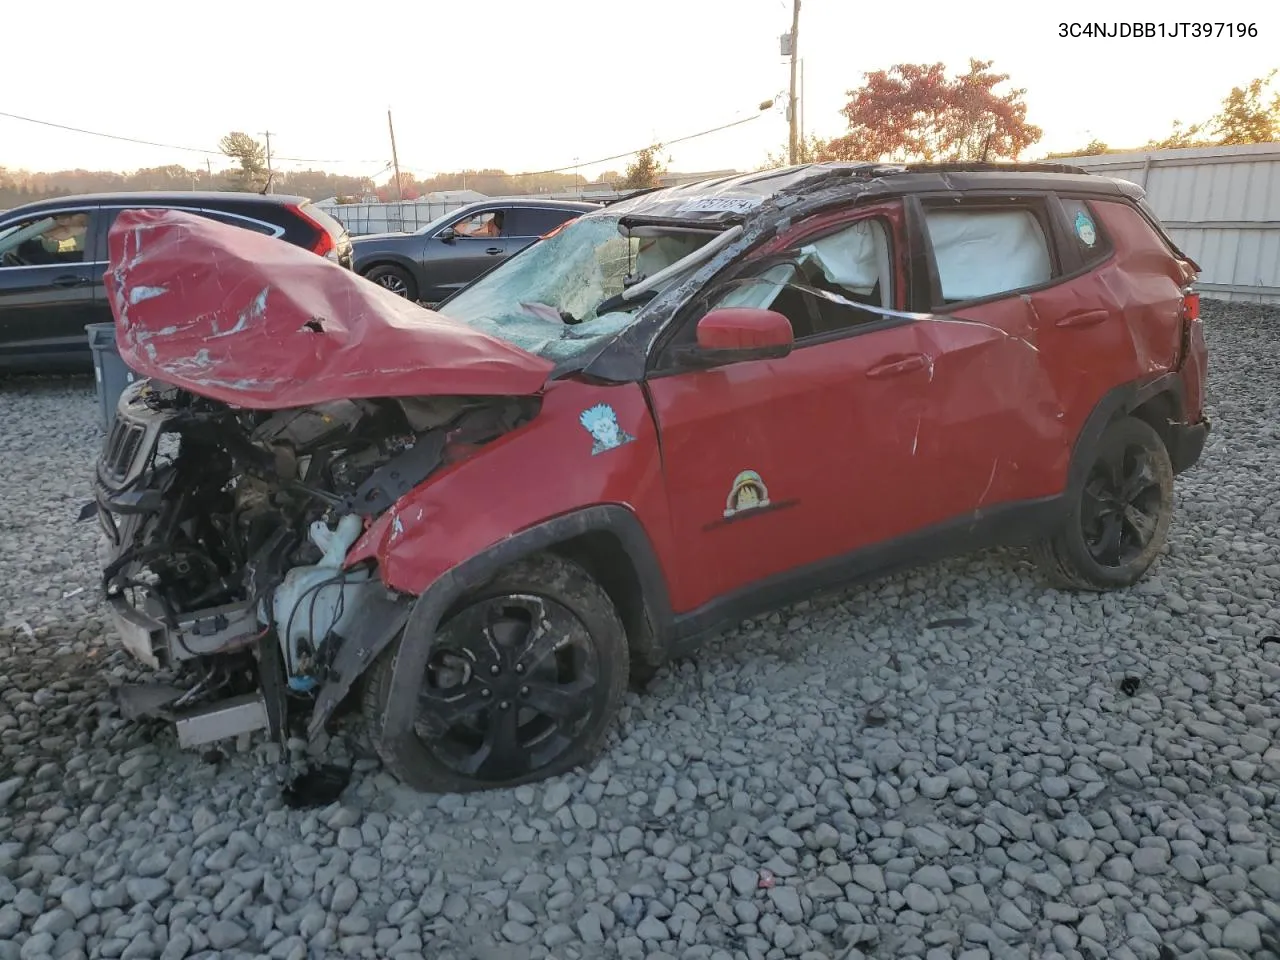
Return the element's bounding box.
[1,106,769,184]
[0,109,384,164]
[396,112,768,182]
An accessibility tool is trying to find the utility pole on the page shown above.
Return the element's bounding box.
[800,58,805,160]
[786,0,801,165]
[205,158,212,185]
[260,130,274,193]
[387,110,403,201]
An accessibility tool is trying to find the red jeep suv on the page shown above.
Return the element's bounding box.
[91,162,1208,793]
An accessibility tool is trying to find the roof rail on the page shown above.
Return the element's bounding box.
[895,161,1092,176]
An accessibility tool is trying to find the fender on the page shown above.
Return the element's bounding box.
[352,251,421,279]
[1065,372,1194,496]
[308,504,672,737]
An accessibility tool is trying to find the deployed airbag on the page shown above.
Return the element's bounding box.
[925,209,1051,302]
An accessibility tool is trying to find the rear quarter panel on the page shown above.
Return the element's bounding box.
[350,380,676,598]
[1028,197,1188,478]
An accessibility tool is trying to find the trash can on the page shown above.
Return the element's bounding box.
[86,322,138,430]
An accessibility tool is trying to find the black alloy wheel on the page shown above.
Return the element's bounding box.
[415,594,601,781]
[361,554,629,792]
[1031,416,1175,591]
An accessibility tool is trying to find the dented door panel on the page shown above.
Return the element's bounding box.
[910,301,1068,523]
[1024,198,1188,469]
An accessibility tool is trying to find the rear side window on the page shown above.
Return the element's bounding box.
[506,208,580,238]
[923,206,1054,303]
[1059,197,1113,265]
[198,209,284,237]
[297,201,348,239]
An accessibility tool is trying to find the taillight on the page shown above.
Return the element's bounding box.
[290,203,337,259]
[1181,290,1200,322]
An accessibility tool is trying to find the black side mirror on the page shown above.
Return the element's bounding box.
[438,227,457,243]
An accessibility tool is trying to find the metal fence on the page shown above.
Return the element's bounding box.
[1063,142,1280,303]
[315,187,637,237]
[316,200,471,236]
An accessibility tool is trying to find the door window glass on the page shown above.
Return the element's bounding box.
[450,210,505,238]
[923,207,1053,303]
[711,217,893,340]
[0,212,91,267]
[505,208,579,237]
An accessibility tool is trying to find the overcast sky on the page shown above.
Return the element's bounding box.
[2,0,1276,181]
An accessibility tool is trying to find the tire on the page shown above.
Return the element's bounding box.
[362,553,629,793]
[1031,416,1174,591]
[364,264,417,301]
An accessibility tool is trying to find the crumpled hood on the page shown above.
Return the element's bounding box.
[103,208,553,410]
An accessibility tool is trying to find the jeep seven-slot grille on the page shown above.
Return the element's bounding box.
[101,418,147,484]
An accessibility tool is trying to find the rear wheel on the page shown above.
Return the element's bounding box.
[1031,416,1174,590]
[364,264,417,301]
[362,554,628,792]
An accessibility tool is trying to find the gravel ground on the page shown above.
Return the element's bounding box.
[2,300,1280,960]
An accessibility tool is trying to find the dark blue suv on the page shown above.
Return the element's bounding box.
[0,191,353,372]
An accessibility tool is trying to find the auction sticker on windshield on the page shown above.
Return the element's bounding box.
[673,197,762,214]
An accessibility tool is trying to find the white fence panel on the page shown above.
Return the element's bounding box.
[1063,143,1280,303]
[316,200,473,236]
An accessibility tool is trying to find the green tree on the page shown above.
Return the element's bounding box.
[1143,119,1210,150]
[218,131,268,191]
[1043,138,1111,159]
[621,146,666,189]
[1210,69,1280,145]
[760,133,831,169]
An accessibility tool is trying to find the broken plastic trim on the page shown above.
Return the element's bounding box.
[340,432,447,517]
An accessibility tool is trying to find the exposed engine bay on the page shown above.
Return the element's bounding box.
[93,378,537,744]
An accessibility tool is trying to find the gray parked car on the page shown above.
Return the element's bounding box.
[350,198,601,303]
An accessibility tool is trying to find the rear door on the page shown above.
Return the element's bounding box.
[504,207,584,254]
[420,206,512,300]
[0,205,106,366]
[903,192,1076,521]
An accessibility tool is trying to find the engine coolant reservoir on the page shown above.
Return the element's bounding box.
[269,513,370,691]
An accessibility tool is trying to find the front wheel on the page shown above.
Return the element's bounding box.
[362,554,629,793]
[364,264,418,301]
[1031,416,1174,591]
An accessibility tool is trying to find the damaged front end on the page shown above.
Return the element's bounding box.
[95,377,537,749]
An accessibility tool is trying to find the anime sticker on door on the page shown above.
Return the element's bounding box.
[703,470,798,530]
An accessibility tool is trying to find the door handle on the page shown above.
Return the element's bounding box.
[866,353,929,379]
[1055,309,1109,329]
[485,247,503,255]
[52,275,90,288]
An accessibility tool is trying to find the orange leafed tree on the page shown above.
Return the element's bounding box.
[824,59,1043,163]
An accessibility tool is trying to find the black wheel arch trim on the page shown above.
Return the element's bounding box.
[355,255,421,281]
[1066,372,1204,492]
[307,505,673,739]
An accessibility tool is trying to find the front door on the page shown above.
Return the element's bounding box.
[645,202,945,614]
[0,206,104,366]
[423,207,511,300]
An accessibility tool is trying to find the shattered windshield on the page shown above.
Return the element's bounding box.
[438,214,717,361]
